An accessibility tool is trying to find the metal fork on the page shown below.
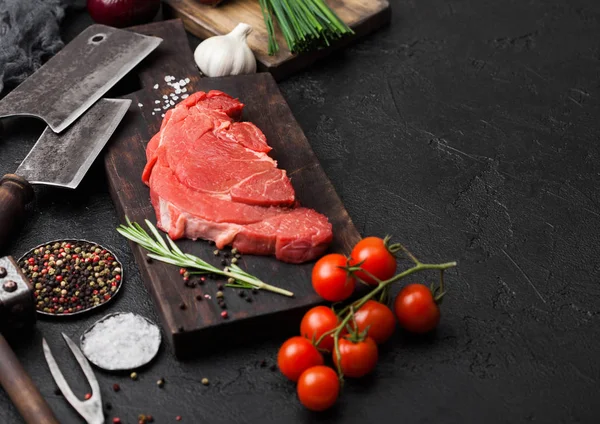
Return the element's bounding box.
[42,333,104,424]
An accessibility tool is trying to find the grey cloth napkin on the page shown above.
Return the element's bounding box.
[0,0,73,93]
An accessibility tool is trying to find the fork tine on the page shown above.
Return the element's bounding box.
[61,333,102,398]
[42,338,82,410]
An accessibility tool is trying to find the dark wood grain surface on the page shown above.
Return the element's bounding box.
[162,0,391,80]
[104,20,360,357]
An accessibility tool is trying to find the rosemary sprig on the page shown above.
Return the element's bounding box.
[117,218,294,297]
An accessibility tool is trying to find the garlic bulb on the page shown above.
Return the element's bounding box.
[194,23,257,77]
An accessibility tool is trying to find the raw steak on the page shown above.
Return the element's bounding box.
[142,90,333,263]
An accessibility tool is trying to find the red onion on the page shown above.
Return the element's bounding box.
[87,0,161,28]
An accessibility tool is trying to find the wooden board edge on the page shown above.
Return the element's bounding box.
[163,2,391,81]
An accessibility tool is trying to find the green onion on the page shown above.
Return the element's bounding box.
[260,0,353,55]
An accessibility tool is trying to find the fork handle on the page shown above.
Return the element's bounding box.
[0,333,59,424]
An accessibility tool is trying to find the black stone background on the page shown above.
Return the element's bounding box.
[1,0,599,422]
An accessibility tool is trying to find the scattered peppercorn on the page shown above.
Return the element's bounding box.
[178,326,185,332]
[201,378,209,385]
[195,294,203,301]
[238,291,245,297]
[112,383,120,392]
[252,288,259,294]
[231,258,238,264]
[219,303,227,309]
[231,248,238,254]
[216,291,224,298]
[54,388,62,396]
[221,310,228,318]
[176,416,182,421]
[105,402,112,410]
[220,259,227,266]
[84,393,92,400]
[157,378,165,388]
[260,359,267,368]
[217,283,224,290]
[130,372,138,381]
[213,250,219,256]
[270,364,277,371]
[138,414,147,422]
[113,418,121,424]
[227,278,235,284]
[146,257,153,264]
[19,240,123,316]
[147,416,154,423]
[179,303,187,310]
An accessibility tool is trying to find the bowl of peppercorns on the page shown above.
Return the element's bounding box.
[18,240,123,317]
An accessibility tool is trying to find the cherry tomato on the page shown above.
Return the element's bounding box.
[312,254,355,302]
[349,237,397,285]
[278,337,324,382]
[297,366,340,411]
[333,336,378,378]
[394,284,440,333]
[300,306,339,352]
[351,300,396,344]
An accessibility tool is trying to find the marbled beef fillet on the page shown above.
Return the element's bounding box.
[142,90,332,263]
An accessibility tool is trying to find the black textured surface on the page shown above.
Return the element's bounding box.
[1,1,599,422]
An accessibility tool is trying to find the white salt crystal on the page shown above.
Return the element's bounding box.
[81,313,161,371]
[137,103,143,108]
[175,89,181,94]
[153,84,159,89]
[169,100,175,106]
[181,94,189,99]
[185,78,190,83]
[164,76,170,82]
[153,108,161,111]
[152,112,155,115]
[179,79,186,86]
[172,96,179,101]
[161,113,165,117]
[155,100,160,104]
[181,88,187,93]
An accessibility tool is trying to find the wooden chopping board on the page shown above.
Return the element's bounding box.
[104,20,360,358]
[162,0,391,80]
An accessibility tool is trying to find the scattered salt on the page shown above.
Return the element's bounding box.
[81,313,161,371]
[137,103,143,108]
[161,113,165,117]
[175,89,181,95]
[153,84,159,89]
[179,79,186,86]
[172,96,179,101]
[154,108,161,111]
[169,100,175,106]
[154,100,160,104]
[163,95,168,99]
[181,94,189,99]
[152,112,155,115]
[185,78,190,83]
[181,88,187,93]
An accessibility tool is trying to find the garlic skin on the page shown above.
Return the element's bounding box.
[194,23,257,78]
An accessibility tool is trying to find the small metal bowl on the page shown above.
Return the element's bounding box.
[18,239,124,318]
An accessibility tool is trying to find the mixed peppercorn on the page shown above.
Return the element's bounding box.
[19,240,122,316]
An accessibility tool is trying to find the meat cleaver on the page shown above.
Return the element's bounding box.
[0,24,161,133]
[0,98,131,253]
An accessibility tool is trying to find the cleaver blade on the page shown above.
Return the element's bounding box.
[0,24,161,133]
[16,99,131,189]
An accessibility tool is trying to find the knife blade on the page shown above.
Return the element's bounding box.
[0,24,160,133]
[0,98,131,253]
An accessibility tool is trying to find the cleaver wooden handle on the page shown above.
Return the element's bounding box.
[0,334,59,424]
[0,175,34,254]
